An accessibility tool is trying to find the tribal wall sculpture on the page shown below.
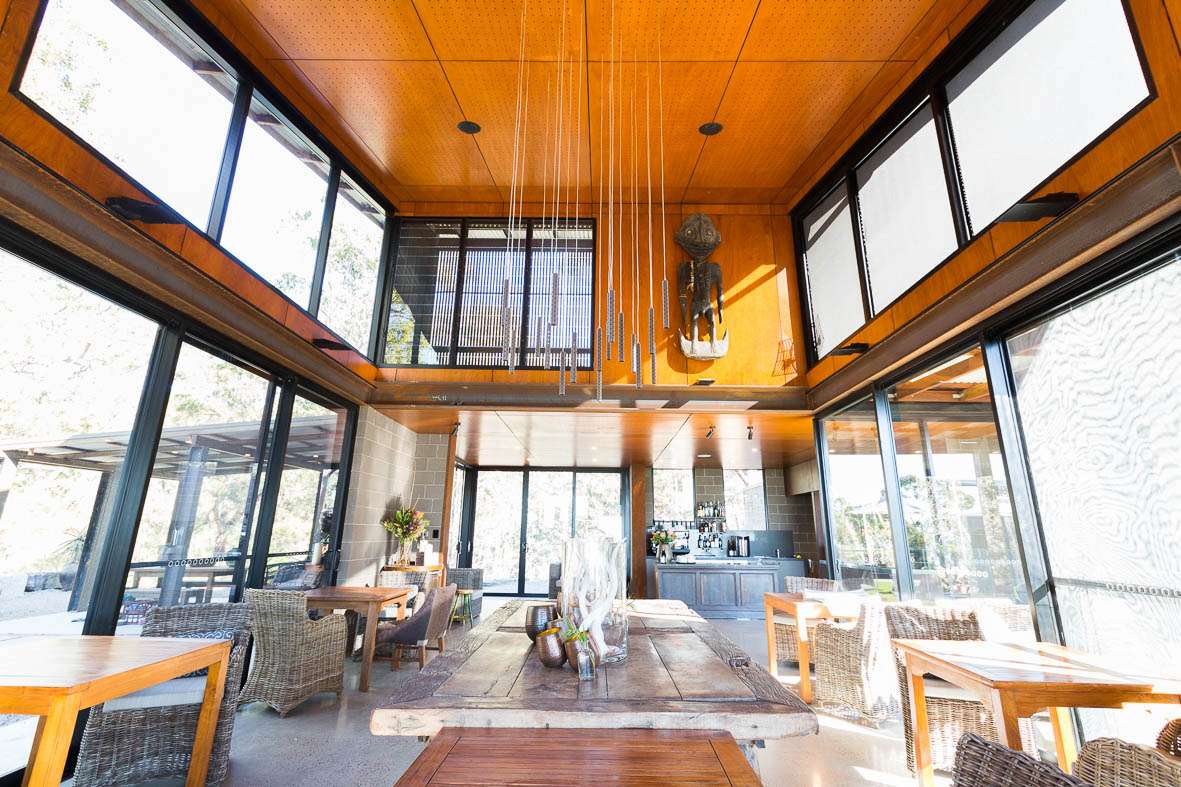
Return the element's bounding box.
[675,213,727,360]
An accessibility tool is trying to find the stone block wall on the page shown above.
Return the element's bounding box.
[337,407,450,586]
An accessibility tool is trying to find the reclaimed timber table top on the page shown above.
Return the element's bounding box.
[372,598,816,741]
[304,585,412,605]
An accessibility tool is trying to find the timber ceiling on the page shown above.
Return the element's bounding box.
[197,0,971,207]
[376,407,815,469]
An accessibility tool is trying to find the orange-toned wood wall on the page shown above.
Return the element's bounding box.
[382,202,806,387]
[796,0,1181,390]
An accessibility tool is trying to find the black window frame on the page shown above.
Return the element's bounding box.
[9,0,398,363]
[381,216,598,371]
[792,0,1154,368]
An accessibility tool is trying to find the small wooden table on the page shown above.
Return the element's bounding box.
[893,638,1181,786]
[395,727,760,786]
[305,585,411,692]
[763,591,860,703]
[0,635,230,787]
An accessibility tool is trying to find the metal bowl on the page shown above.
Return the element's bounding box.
[535,628,566,668]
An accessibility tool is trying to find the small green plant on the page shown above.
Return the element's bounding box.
[650,530,674,548]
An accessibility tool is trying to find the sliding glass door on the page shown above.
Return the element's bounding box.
[465,468,625,596]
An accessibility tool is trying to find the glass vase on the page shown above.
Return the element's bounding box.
[560,537,628,663]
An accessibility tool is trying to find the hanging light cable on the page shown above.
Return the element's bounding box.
[644,55,656,385]
[657,24,670,331]
[501,0,529,369]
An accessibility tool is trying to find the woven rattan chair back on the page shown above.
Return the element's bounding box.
[784,576,840,593]
[952,734,1089,786]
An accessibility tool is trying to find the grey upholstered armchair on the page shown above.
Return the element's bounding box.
[376,584,457,670]
[74,602,251,786]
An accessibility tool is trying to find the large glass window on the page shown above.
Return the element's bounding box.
[947,0,1148,232]
[802,187,864,358]
[652,468,694,522]
[385,218,594,368]
[821,398,896,593]
[723,469,767,531]
[1006,256,1181,744]
[318,175,385,353]
[886,347,1027,608]
[19,0,237,228]
[385,220,461,365]
[525,471,573,594]
[0,250,158,638]
[261,394,348,584]
[119,344,271,632]
[446,464,466,568]
[574,472,623,539]
[857,105,958,308]
[220,96,330,307]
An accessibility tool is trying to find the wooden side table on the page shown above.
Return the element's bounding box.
[0,635,230,787]
[304,585,411,692]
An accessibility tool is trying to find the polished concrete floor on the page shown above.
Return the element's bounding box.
[81,598,951,786]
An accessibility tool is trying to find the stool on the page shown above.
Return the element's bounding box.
[452,589,474,628]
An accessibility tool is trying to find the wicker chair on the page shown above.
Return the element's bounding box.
[238,589,346,716]
[953,734,1089,787]
[884,604,1035,774]
[448,568,484,621]
[73,602,251,786]
[376,584,457,669]
[771,576,840,665]
[1073,719,1181,786]
[812,601,900,725]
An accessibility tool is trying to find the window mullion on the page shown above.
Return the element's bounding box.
[369,215,399,361]
[448,218,470,367]
[845,173,874,322]
[518,219,535,366]
[872,388,914,599]
[930,87,972,245]
[206,82,252,241]
[245,383,295,589]
[307,165,340,316]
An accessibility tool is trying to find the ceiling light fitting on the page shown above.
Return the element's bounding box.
[832,342,870,356]
[747,426,753,441]
[457,120,481,134]
[698,121,723,136]
[311,337,351,352]
[706,425,715,439]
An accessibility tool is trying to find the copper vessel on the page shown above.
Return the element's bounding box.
[525,603,557,642]
[535,627,566,668]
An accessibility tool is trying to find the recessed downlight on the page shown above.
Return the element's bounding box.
[698,121,723,136]
[697,453,712,458]
[457,120,481,134]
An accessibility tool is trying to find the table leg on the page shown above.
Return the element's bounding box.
[764,602,778,679]
[796,611,812,704]
[23,694,81,787]
[186,645,228,787]
[396,597,407,622]
[904,654,934,787]
[988,690,1024,751]
[1049,706,1078,773]
[360,602,378,692]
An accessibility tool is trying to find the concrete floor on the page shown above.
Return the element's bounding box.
[90,599,950,787]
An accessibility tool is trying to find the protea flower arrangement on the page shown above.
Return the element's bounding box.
[382,507,429,565]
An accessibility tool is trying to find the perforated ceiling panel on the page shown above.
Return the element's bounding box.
[239,0,434,60]
[205,0,964,205]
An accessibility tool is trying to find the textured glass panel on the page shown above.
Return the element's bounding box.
[1007,256,1181,743]
[319,175,385,353]
[20,0,236,227]
[822,398,897,592]
[220,96,329,306]
[857,105,959,308]
[888,347,1029,609]
[803,187,864,357]
[385,221,460,365]
[947,0,1147,231]
[723,469,767,531]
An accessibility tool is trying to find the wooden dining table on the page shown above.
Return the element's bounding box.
[0,635,230,787]
[763,590,861,703]
[305,585,412,692]
[373,598,817,776]
[893,638,1181,786]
